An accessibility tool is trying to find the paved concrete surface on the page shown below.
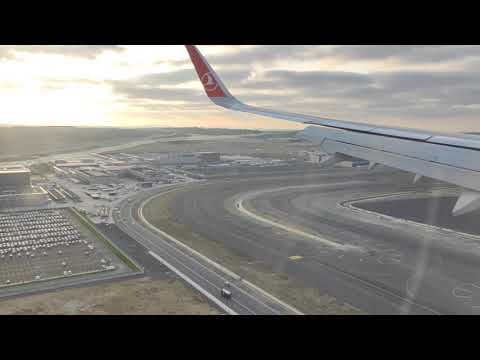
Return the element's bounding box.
[145,167,480,314]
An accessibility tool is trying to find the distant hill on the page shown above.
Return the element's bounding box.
[0,127,161,161]
[0,126,262,162]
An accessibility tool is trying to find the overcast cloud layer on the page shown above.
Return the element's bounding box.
[1,45,480,131]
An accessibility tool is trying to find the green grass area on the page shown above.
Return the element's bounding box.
[68,208,142,273]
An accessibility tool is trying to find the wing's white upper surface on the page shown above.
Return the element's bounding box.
[185,45,480,215]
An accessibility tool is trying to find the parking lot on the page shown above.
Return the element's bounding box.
[0,209,116,287]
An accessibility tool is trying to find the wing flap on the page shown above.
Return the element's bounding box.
[303,126,439,165]
[427,135,480,150]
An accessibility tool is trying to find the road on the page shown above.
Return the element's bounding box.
[112,185,302,315]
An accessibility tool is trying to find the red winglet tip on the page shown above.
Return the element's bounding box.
[185,45,227,98]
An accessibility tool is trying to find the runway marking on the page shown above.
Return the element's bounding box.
[452,286,473,299]
[452,282,480,307]
[233,184,441,313]
[342,190,480,245]
[376,248,403,265]
[134,192,301,315]
[133,180,444,313]
[235,185,366,252]
[309,257,440,315]
[377,255,403,265]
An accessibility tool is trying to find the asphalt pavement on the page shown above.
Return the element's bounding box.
[113,186,302,315]
[155,168,480,314]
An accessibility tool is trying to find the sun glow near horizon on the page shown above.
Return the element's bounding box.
[0,45,304,129]
[0,45,480,131]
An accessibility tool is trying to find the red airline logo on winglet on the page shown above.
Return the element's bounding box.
[201,72,219,92]
[185,45,227,98]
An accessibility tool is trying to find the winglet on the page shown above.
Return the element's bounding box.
[185,45,239,108]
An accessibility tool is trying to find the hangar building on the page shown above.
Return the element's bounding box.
[0,165,49,209]
[0,166,31,190]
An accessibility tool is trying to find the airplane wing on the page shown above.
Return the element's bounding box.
[185,45,480,216]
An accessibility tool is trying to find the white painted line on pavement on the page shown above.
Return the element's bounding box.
[236,187,362,252]
[138,192,303,315]
[149,251,238,316]
[141,196,242,280]
[127,211,266,314]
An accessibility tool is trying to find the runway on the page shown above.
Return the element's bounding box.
[143,167,480,314]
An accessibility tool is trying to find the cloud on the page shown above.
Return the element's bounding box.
[202,45,321,65]
[108,81,203,102]
[0,45,124,60]
[242,70,372,94]
[135,69,197,86]
[108,67,252,103]
[9,45,477,131]
[40,78,103,90]
[4,45,478,72]
[137,68,250,86]
[226,66,480,110]
[190,46,480,70]
[109,56,480,129]
[0,47,17,60]
[333,45,480,64]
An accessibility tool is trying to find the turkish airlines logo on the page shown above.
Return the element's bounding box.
[201,72,219,92]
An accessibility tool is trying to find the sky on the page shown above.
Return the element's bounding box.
[1,45,480,132]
